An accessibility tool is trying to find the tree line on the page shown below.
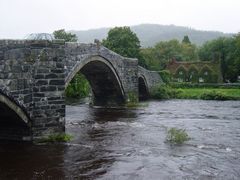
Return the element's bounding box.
[53,28,240,83]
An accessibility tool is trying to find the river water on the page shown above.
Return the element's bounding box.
[0,100,240,179]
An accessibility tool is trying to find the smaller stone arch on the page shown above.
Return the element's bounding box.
[138,75,149,100]
[0,90,31,141]
[175,66,187,82]
[199,66,213,83]
[188,65,199,83]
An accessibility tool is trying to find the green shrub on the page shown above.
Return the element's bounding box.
[159,70,172,83]
[65,73,90,98]
[151,85,181,99]
[166,128,190,144]
[169,82,240,89]
[199,91,233,100]
[126,92,139,107]
[38,133,73,143]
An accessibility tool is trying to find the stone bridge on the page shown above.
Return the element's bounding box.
[0,40,162,141]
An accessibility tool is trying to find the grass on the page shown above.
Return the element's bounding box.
[126,102,149,108]
[37,133,73,143]
[175,88,240,100]
[166,128,190,144]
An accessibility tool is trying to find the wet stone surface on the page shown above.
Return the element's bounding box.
[0,100,240,179]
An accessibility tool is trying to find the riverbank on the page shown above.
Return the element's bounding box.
[175,88,240,100]
[151,84,240,100]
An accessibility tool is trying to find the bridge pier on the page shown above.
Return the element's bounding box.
[31,47,66,138]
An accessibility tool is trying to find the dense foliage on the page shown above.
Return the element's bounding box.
[102,26,141,59]
[101,26,239,82]
[53,29,78,42]
[182,35,191,44]
[199,91,233,100]
[151,85,181,99]
[150,84,240,100]
[198,34,240,82]
[140,39,198,70]
[140,34,240,82]
[65,73,90,98]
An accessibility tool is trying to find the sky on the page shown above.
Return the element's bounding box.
[0,0,240,39]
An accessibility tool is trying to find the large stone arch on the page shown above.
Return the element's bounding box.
[0,90,31,141]
[138,75,149,100]
[65,55,125,106]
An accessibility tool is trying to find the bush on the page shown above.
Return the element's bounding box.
[126,92,139,107]
[38,133,73,143]
[169,82,240,89]
[151,85,181,99]
[65,73,90,98]
[166,128,190,144]
[159,70,172,83]
[199,91,233,100]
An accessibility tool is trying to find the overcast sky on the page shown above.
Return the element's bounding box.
[0,0,240,39]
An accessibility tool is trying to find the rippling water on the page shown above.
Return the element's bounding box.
[1,100,240,179]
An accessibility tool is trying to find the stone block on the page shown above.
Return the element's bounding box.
[49,79,64,85]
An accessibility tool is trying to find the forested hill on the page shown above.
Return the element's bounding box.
[70,24,233,47]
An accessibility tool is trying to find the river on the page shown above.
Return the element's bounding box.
[0,100,240,179]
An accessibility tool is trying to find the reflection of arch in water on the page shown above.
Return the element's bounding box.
[188,65,199,83]
[138,75,149,100]
[175,66,187,82]
[65,55,125,107]
[0,90,31,141]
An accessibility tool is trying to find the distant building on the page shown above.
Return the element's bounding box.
[166,59,223,83]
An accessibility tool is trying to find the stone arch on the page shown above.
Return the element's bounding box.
[0,90,31,141]
[65,55,125,106]
[138,75,149,100]
[188,65,199,83]
[199,66,213,83]
[175,66,187,82]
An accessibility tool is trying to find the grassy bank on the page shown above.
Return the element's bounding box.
[151,85,240,100]
[176,88,240,100]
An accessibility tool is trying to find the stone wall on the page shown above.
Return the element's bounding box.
[0,40,66,139]
[138,66,163,94]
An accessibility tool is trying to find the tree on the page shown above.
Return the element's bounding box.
[140,39,198,71]
[53,29,78,42]
[198,36,240,82]
[182,35,191,44]
[181,43,198,61]
[102,27,141,59]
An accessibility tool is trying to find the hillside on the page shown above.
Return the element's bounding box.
[70,24,233,47]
